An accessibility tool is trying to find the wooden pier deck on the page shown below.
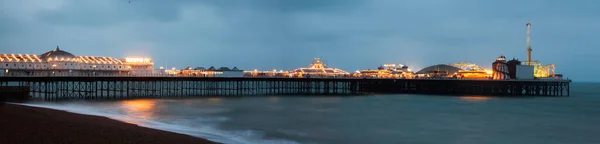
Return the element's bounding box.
[0,77,571,100]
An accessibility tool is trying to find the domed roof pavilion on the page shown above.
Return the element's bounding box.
[40,46,76,60]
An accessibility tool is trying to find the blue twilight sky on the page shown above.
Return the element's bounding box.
[1,0,599,81]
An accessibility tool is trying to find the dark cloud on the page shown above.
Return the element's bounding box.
[35,0,365,27]
[1,0,599,81]
[37,0,186,26]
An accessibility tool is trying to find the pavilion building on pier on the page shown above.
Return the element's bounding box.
[289,58,350,78]
[0,46,155,76]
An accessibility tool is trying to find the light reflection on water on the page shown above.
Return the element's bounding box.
[207,97,223,104]
[120,99,157,120]
[27,84,600,144]
[459,95,492,102]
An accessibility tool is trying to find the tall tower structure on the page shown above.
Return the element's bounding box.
[526,23,532,66]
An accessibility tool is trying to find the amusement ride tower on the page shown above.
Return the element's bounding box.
[526,23,532,66]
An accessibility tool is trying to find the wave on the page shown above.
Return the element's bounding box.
[16,102,300,144]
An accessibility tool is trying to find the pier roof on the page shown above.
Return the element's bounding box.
[416,64,462,74]
[40,46,76,60]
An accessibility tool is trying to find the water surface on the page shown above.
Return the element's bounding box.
[26,83,600,144]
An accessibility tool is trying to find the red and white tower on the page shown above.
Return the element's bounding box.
[526,23,532,66]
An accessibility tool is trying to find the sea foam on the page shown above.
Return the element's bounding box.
[16,102,300,144]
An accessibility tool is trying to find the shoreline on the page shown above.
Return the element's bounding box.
[0,103,217,144]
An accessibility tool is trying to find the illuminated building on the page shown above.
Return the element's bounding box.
[167,66,244,77]
[491,55,510,80]
[354,64,414,78]
[0,46,154,76]
[416,62,491,79]
[244,69,290,78]
[522,23,557,78]
[289,58,350,78]
[451,62,490,79]
[523,61,555,78]
[357,66,394,78]
[416,64,458,78]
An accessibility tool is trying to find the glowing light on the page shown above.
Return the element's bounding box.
[459,96,492,102]
[485,70,493,75]
[120,99,156,120]
[125,58,152,63]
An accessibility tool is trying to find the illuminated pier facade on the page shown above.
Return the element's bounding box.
[0,77,571,101]
[289,58,350,78]
[353,64,415,78]
[416,62,492,79]
[244,58,351,78]
[0,39,571,100]
[167,66,244,77]
[0,47,155,76]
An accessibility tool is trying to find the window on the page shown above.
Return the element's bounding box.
[119,66,121,68]
[13,64,16,66]
[29,64,31,67]
[65,63,67,65]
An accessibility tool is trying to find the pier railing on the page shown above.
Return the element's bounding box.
[0,77,570,100]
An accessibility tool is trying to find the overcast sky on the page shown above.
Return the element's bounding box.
[1,0,599,81]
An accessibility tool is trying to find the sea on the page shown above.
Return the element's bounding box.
[21,82,600,144]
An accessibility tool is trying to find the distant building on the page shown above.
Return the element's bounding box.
[504,57,535,80]
[289,58,350,78]
[169,66,244,77]
[492,55,510,80]
[416,64,461,78]
[507,58,521,79]
[0,46,154,76]
[416,62,492,79]
[245,58,350,78]
[244,69,290,78]
[354,64,414,78]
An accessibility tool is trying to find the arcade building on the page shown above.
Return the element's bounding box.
[0,46,155,76]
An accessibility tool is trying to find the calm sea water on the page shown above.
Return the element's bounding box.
[24,83,600,144]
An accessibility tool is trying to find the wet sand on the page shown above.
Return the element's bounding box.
[0,103,217,144]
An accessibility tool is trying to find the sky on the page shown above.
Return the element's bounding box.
[1,0,599,81]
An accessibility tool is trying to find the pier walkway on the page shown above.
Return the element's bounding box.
[0,77,570,100]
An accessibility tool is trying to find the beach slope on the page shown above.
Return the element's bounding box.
[0,103,216,144]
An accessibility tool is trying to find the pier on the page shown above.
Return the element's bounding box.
[0,77,570,100]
